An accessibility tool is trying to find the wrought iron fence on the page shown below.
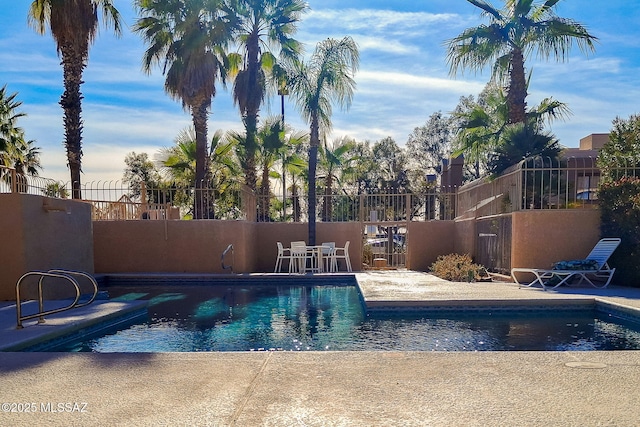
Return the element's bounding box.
[253,187,458,223]
[457,156,606,218]
[0,166,67,197]
[8,157,640,222]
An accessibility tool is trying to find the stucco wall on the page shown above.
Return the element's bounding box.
[93,220,363,274]
[406,221,456,271]
[511,209,601,269]
[1,194,605,302]
[93,220,257,274]
[0,194,94,300]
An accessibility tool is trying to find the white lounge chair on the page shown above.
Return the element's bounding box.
[511,238,621,290]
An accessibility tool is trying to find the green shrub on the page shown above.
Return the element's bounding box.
[598,176,640,286]
[430,253,485,282]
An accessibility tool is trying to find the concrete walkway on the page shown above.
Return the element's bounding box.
[2,271,640,426]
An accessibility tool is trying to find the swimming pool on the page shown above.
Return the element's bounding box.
[31,283,640,352]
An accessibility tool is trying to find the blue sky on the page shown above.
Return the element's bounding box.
[1,1,639,183]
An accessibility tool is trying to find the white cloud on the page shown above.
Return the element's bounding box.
[357,70,484,94]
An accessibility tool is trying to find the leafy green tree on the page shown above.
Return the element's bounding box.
[122,152,162,200]
[598,177,640,287]
[597,114,640,182]
[406,112,454,190]
[371,137,409,192]
[288,37,359,244]
[596,114,640,286]
[349,140,376,193]
[446,0,596,124]
[228,0,307,192]
[134,0,237,218]
[29,0,122,199]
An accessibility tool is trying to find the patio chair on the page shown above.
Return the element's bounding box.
[274,242,294,273]
[332,241,352,272]
[321,242,337,272]
[289,241,309,273]
[511,238,621,290]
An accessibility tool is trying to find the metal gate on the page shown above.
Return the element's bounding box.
[475,215,512,274]
[362,221,407,269]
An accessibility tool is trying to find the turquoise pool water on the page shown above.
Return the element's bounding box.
[37,283,640,352]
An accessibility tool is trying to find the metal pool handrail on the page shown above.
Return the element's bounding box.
[221,244,234,273]
[15,269,99,329]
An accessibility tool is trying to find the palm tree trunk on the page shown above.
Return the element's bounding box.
[322,174,333,222]
[308,115,320,245]
[60,43,87,199]
[243,35,261,193]
[308,144,318,245]
[193,101,210,219]
[259,163,270,221]
[507,48,528,124]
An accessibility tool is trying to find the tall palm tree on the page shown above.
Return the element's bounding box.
[29,0,122,199]
[288,37,359,244]
[134,0,237,218]
[228,0,307,192]
[446,0,596,124]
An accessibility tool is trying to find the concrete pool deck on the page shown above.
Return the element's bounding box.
[2,271,640,426]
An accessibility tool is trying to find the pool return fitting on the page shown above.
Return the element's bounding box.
[15,269,99,329]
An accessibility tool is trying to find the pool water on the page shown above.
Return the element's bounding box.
[41,284,640,352]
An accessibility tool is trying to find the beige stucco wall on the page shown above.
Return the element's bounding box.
[406,221,456,271]
[93,220,257,274]
[94,220,363,274]
[0,194,94,300]
[1,193,605,301]
[511,209,601,270]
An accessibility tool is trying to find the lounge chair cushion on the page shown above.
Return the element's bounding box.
[552,259,599,271]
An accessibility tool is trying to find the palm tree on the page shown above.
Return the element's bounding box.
[2,137,43,177]
[29,0,122,199]
[0,85,26,154]
[0,86,42,191]
[288,37,359,244]
[454,82,570,179]
[319,136,357,222]
[228,0,307,192]
[256,117,284,221]
[279,130,308,221]
[446,0,596,124]
[488,122,561,176]
[157,127,240,218]
[134,0,237,218]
